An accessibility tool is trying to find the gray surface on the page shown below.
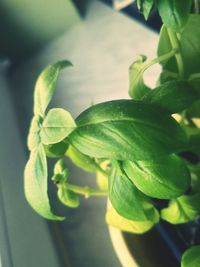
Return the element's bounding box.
[4,1,159,266]
[0,64,62,267]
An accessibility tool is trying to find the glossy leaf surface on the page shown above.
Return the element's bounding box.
[69,100,187,161]
[181,245,200,267]
[34,60,72,116]
[161,193,200,224]
[108,162,158,221]
[24,145,64,220]
[156,0,192,31]
[123,155,190,199]
[40,108,76,145]
[142,80,198,114]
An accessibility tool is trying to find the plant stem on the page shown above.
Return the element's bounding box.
[144,48,177,70]
[65,183,107,198]
[167,28,184,79]
[94,161,109,176]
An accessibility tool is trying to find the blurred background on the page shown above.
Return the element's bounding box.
[0,1,161,266]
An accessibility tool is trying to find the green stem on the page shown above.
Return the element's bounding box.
[167,29,184,79]
[65,184,107,197]
[94,161,109,177]
[144,48,178,70]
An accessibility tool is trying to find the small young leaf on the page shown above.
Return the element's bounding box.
[181,245,200,267]
[40,108,76,145]
[108,161,156,221]
[43,140,69,158]
[129,55,150,99]
[34,60,72,116]
[69,100,188,161]
[156,0,192,31]
[57,183,79,208]
[24,145,64,220]
[53,159,69,182]
[27,115,43,151]
[106,202,156,234]
[66,146,99,173]
[142,80,198,114]
[137,0,154,20]
[161,193,200,224]
[123,154,190,199]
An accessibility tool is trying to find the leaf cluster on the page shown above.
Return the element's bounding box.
[24,1,200,265]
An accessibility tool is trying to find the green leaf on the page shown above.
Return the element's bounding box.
[43,140,69,158]
[181,245,200,267]
[66,145,99,173]
[129,55,150,99]
[123,154,190,199]
[27,115,43,151]
[69,100,188,161]
[142,80,198,114]
[161,192,200,224]
[52,159,69,183]
[158,16,200,78]
[180,15,200,76]
[57,183,79,208]
[156,0,192,31]
[108,161,158,221]
[40,108,76,145]
[34,60,72,116]
[137,0,154,20]
[106,202,156,234]
[24,145,64,220]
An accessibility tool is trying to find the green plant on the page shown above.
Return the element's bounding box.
[24,1,200,266]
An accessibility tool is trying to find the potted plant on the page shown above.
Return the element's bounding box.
[24,1,200,266]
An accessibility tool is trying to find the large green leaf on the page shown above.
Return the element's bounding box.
[137,0,154,20]
[34,60,72,116]
[142,80,198,114]
[181,246,200,267]
[108,161,158,221]
[156,0,192,31]
[40,108,76,145]
[129,55,150,100]
[69,100,187,161]
[106,202,157,234]
[123,154,190,199]
[24,145,64,220]
[161,192,200,224]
